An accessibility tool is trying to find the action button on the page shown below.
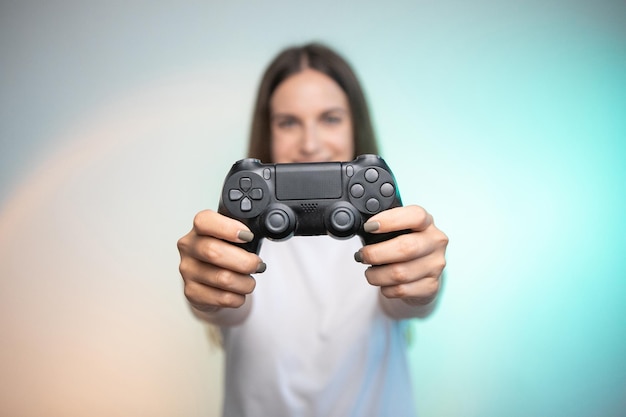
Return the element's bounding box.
[240,177,252,191]
[365,168,379,183]
[366,198,380,212]
[249,188,263,200]
[350,183,365,198]
[265,210,289,234]
[380,182,395,197]
[229,189,243,201]
[240,197,252,212]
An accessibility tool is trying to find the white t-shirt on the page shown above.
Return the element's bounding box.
[220,236,417,417]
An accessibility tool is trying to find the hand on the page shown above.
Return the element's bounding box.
[177,210,265,316]
[355,205,448,308]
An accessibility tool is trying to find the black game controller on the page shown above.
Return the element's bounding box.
[218,154,407,254]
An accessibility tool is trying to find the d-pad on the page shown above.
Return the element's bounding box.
[228,177,264,212]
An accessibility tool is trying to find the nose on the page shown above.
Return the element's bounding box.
[301,122,320,155]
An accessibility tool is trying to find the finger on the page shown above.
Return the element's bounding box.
[357,232,434,265]
[193,209,254,243]
[364,205,433,234]
[364,252,446,287]
[184,279,249,310]
[181,257,257,294]
[184,235,265,274]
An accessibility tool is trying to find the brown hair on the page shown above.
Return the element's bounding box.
[247,43,379,163]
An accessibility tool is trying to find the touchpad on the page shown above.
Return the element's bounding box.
[276,163,342,200]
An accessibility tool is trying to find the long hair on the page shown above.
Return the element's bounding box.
[247,43,379,163]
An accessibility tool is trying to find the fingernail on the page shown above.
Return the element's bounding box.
[255,262,267,273]
[238,230,254,242]
[354,250,363,263]
[364,221,380,233]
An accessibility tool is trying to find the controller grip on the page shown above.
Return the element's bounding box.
[360,228,412,246]
[217,202,264,254]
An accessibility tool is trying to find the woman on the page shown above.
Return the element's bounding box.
[177,43,448,416]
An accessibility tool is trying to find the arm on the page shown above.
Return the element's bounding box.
[177,210,266,326]
[355,205,449,320]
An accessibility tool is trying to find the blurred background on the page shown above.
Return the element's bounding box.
[1,1,625,416]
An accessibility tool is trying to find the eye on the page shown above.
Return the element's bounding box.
[322,113,343,125]
[274,116,298,129]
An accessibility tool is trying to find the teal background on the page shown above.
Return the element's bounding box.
[1,1,624,416]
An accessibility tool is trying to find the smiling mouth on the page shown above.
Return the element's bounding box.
[291,157,349,164]
[293,159,328,163]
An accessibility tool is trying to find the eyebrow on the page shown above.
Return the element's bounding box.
[321,108,349,115]
[271,107,349,119]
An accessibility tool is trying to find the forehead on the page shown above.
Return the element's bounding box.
[270,69,349,114]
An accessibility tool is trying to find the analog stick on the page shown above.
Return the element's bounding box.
[330,208,355,232]
[265,209,290,235]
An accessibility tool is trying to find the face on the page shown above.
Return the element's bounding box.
[269,68,354,164]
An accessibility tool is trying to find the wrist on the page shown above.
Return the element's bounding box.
[378,292,438,319]
[190,296,253,326]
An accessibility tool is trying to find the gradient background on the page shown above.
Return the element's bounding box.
[1,1,625,416]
